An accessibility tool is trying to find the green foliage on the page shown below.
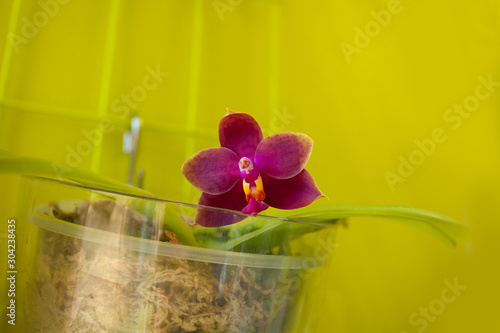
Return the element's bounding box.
[193,217,330,252]
[192,205,469,251]
[0,150,153,197]
[0,150,196,246]
[282,205,470,247]
[1,150,470,250]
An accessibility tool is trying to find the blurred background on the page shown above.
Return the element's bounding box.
[1,0,499,332]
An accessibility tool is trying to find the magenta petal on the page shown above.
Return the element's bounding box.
[262,169,323,209]
[219,112,263,159]
[195,179,248,227]
[255,132,313,179]
[182,147,240,195]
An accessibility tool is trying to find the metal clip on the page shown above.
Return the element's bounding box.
[123,116,144,188]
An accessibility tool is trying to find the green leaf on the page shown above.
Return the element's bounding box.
[0,152,153,197]
[0,150,197,246]
[193,216,336,252]
[192,204,469,251]
[230,222,327,253]
[193,218,274,250]
[281,205,470,247]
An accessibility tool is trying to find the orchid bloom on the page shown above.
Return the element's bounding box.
[182,111,324,227]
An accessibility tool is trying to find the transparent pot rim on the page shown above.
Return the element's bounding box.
[29,209,315,269]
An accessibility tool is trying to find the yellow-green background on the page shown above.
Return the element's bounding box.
[1,0,499,332]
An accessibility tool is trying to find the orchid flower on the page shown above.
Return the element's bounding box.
[182,110,324,227]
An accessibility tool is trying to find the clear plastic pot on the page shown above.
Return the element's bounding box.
[11,176,337,333]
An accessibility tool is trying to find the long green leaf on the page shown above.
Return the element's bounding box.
[281,205,470,247]
[0,153,153,197]
[193,205,468,251]
[0,151,197,246]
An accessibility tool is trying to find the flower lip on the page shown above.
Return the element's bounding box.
[242,198,269,216]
